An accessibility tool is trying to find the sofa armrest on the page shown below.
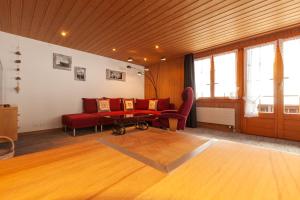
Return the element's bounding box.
[160,110,178,114]
[159,113,186,120]
[169,103,176,110]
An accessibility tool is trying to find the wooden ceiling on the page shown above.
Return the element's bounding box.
[1,0,300,65]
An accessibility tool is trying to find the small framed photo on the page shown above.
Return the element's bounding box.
[106,69,126,81]
[74,67,86,81]
[53,53,72,71]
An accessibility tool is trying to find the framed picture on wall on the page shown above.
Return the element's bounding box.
[74,67,86,81]
[106,69,126,81]
[53,53,72,70]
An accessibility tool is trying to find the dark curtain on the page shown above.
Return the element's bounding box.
[184,53,197,128]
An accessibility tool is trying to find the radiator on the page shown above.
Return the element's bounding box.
[196,107,235,127]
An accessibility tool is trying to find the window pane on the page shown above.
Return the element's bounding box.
[245,44,275,116]
[194,58,211,98]
[214,52,237,98]
[282,38,300,114]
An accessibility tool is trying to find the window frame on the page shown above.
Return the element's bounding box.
[194,56,212,99]
[212,50,238,99]
[194,50,238,100]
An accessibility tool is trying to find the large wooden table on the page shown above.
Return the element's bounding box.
[0,130,300,200]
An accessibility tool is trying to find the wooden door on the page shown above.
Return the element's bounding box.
[242,39,300,141]
[242,42,278,138]
[277,37,300,141]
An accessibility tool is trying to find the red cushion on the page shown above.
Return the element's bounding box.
[157,98,170,111]
[62,113,98,128]
[135,99,149,110]
[82,98,98,113]
[109,98,122,111]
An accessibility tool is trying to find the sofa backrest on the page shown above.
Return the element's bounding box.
[82,97,173,113]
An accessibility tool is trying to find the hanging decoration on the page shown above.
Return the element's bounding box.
[14,45,21,93]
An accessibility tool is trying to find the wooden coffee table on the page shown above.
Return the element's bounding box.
[103,113,157,135]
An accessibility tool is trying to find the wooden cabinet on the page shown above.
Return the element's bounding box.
[0,106,18,141]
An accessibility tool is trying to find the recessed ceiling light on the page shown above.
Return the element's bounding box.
[60,31,68,37]
[127,57,133,62]
[161,57,166,62]
[144,57,147,61]
[155,45,159,49]
[112,48,116,52]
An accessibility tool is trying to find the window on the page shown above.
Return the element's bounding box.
[194,57,211,98]
[214,52,237,98]
[282,38,300,114]
[245,43,275,116]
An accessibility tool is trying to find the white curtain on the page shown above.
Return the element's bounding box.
[244,43,275,117]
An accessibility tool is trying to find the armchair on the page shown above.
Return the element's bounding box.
[152,87,194,130]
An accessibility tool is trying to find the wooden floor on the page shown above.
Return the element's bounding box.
[1,128,300,199]
[13,127,300,156]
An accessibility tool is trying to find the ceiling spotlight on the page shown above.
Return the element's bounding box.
[126,65,132,69]
[60,31,68,37]
[144,68,149,71]
[144,57,147,61]
[112,48,116,52]
[160,57,166,62]
[155,45,159,49]
[127,57,133,62]
[137,71,144,76]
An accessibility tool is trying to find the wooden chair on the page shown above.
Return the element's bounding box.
[0,136,15,160]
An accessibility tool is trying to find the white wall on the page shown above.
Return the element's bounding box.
[0,60,3,104]
[0,31,144,133]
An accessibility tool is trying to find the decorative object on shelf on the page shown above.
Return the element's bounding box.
[53,53,72,71]
[106,69,126,81]
[14,45,21,94]
[74,67,86,81]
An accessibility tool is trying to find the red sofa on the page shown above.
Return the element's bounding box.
[62,98,175,136]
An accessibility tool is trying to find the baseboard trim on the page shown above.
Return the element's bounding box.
[197,122,234,132]
[19,128,63,136]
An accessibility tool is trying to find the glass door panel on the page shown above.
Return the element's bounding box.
[245,43,275,116]
[282,38,300,114]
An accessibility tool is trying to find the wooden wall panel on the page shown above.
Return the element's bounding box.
[145,57,184,109]
[2,0,300,65]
